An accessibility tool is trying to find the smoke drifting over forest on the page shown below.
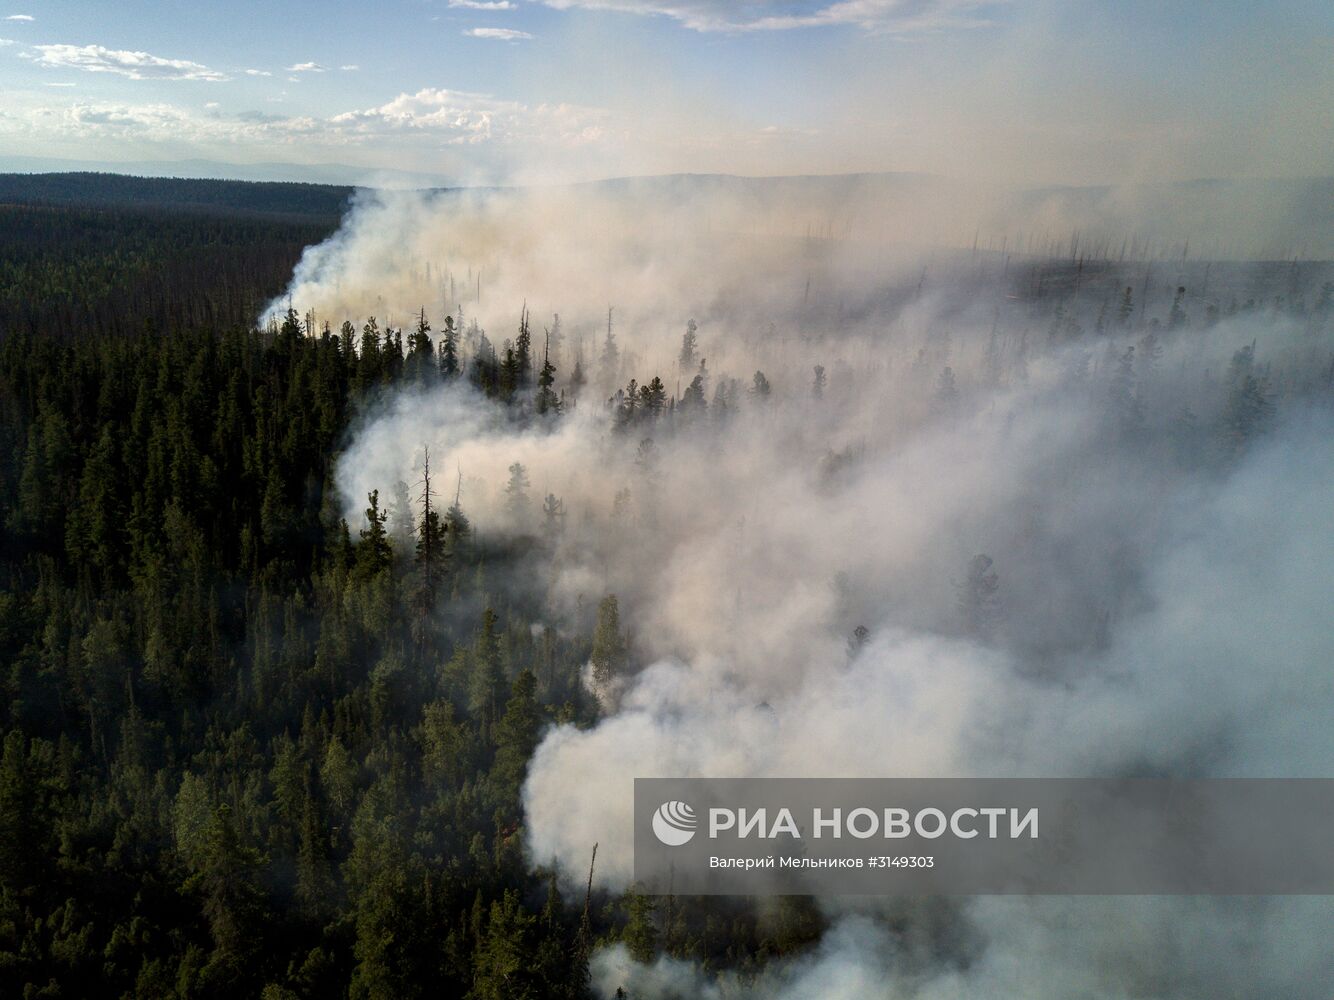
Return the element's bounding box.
[271,176,1334,997]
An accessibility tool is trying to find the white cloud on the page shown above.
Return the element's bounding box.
[286,61,327,72]
[244,68,272,77]
[43,101,323,144]
[449,0,517,9]
[330,87,605,147]
[330,88,511,142]
[464,26,534,40]
[538,0,1001,33]
[340,64,359,71]
[0,87,609,167]
[3,14,34,22]
[31,43,228,81]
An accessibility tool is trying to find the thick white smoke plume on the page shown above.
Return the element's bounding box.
[271,179,1334,998]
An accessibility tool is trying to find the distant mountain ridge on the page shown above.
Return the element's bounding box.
[0,154,452,187]
[0,172,355,219]
[2,168,1328,258]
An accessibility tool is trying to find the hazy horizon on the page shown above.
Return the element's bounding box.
[5,153,1332,192]
[1,1,1329,188]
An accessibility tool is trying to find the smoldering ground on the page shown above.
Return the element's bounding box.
[270,179,1334,998]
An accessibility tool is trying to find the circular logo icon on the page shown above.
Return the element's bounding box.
[652,800,697,846]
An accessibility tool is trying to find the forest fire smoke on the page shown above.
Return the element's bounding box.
[271,178,1334,998]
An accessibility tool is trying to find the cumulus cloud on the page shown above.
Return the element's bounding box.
[286,61,327,72]
[4,14,33,22]
[0,87,614,177]
[244,68,272,76]
[464,26,534,40]
[30,43,227,81]
[330,87,606,147]
[0,99,320,147]
[449,0,518,8]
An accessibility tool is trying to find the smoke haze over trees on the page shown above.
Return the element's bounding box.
[1,164,1332,998]
[276,178,1333,996]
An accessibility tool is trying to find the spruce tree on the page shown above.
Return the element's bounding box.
[407,307,434,381]
[469,609,505,725]
[568,360,586,406]
[542,493,565,536]
[515,306,533,388]
[505,463,531,523]
[500,345,520,401]
[445,471,471,556]
[356,490,392,579]
[641,376,667,419]
[750,370,771,400]
[622,888,658,964]
[680,374,707,415]
[678,319,698,373]
[536,332,561,416]
[439,315,460,378]
[492,670,540,792]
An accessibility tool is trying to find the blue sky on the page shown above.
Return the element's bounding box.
[0,1,1329,185]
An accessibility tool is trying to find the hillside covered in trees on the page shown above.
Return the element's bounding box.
[2,174,1333,999]
[0,173,353,218]
[0,173,354,340]
[0,310,652,998]
[0,177,827,999]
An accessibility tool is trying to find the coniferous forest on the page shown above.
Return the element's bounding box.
[0,177,831,999]
[2,173,1333,999]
